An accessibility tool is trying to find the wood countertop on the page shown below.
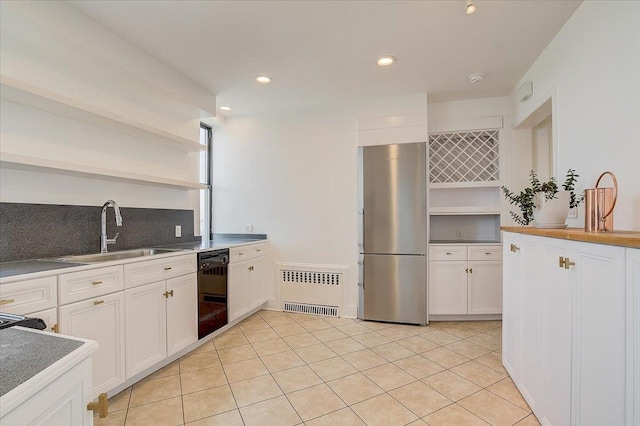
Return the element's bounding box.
[501,226,640,249]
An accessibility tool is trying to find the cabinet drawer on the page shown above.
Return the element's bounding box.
[124,253,196,289]
[59,265,124,305]
[249,243,266,258]
[468,245,503,261]
[0,276,57,315]
[230,243,266,263]
[429,246,467,261]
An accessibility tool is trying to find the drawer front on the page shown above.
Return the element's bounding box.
[429,245,467,261]
[124,253,196,289]
[468,245,503,261]
[59,265,124,305]
[0,276,57,315]
[230,246,252,263]
[250,243,266,258]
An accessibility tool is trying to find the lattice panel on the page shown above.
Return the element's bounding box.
[429,130,500,183]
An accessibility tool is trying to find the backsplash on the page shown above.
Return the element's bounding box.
[0,203,200,262]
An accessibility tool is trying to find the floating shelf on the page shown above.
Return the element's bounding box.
[0,152,209,190]
[429,181,502,189]
[0,75,206,153]
[429,206,501,215]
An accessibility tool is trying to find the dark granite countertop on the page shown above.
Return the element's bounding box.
[0,234,267,280]
[0,260,86,279]
[0,328,85,397]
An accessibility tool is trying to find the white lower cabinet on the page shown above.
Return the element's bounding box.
[125,281,167,378]
[428,260,467,314]
[228,244,267,322]
[58,292,125,397]
[29,307,58,333]
[125,273,197,379]
[166,273,198,356]
[428,245,502,316]
[228,260,251,322]
[503,231,634,426]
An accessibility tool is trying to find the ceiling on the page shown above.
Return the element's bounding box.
[68,0,581,117]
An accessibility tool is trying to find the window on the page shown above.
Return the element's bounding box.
[199,124,212,239]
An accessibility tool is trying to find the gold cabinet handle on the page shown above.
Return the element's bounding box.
[94,300,104,305]
[485,252,492,255]
[510,244,520,252]
[164,267,172,271]
[239,252,245,256]
[92,280,103,285]
[163,290,174,298]
[465,268,469,273]
[559,256,576,269]
[469,268,473,273]
[51,324,59,333]
[256,249,262,252]
[0,299,16,305]
[446,252,452,255]
[87,392,109,418]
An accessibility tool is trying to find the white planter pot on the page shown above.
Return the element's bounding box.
[533,190,570,228]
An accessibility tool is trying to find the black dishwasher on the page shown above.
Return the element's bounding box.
[197,249,229,339]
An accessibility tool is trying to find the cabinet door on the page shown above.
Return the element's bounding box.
[28,307,58,334]
[58,292,125,396]
[428,261,467,314]
[249,256,267,309]
[228,260,251,322]
[467,261,502,314]
[502,232,521,378]
[539,238,573,426]
[572,242,626,426]
[627,248,640,426]
[125,281,167,379]
[166,273,198,356]
[517,236,543,413]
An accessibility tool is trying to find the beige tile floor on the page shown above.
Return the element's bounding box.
[95,310,540,426]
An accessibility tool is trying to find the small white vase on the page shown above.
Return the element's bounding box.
[533,190,570,228]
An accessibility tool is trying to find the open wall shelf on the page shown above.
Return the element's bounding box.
[0,75,206,153]
[0,152,208,190]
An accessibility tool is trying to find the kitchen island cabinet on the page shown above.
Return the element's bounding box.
[502,228,637,425]
[0,327,98,426]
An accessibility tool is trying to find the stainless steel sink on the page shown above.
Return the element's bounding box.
[55,248,185,263]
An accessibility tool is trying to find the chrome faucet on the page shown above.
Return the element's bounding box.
[100,200,123,253]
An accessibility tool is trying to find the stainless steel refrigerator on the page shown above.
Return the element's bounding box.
[358,142,427,325]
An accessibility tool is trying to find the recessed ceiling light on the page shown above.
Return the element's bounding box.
[220,106,232,112]
[466,0,476,15]
[376,56,396,67]
[468,73,485,83]
[255,75,272,84]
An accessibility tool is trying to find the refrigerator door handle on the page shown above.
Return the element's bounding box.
[358,208,365,251]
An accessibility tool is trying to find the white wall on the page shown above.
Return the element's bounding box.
[213,94,428,316]
[0,1,212,230]
[511,1,640,230]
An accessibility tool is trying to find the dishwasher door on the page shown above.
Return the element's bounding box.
[197,252,228,339]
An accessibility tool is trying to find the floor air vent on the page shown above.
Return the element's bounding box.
[278,263,347,317]
[283,301,339,318]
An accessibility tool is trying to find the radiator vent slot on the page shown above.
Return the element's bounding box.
[281,270,341,286]
[278,263,347,318]
[283,302,339,318]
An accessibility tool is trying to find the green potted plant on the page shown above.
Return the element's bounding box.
[502,169,584,227]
